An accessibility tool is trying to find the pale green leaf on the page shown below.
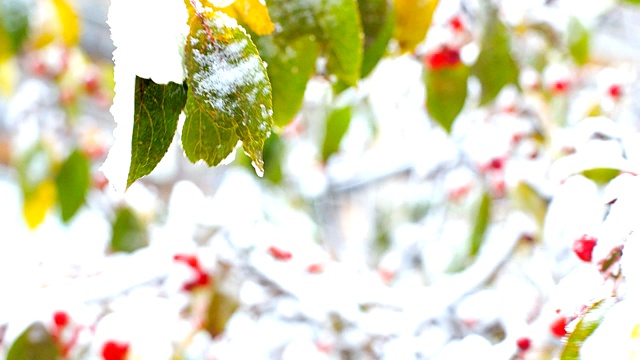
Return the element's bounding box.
[472,4,519,105]
[0,0,30,59]
[256,35,318,127]
[560,297,616,360]
[424,63,469,133]
[55,149,90,222]
[111,206,147,253]
[469,191,491,256]
[567,16,589,65]
[322,106,352,162]
[128,77,187,188]
[7,322,61,360]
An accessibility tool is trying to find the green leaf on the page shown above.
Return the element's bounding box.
[111,206,147,253]
[205,287,239,338]
[128,77,187,188]
[261,133,284,184]
[623,0,640,4]
[560,297,617,360]
[424,63,469,133]
[322,105,352,162]
[359,0,394,78]
[0,0,30,58]
[182,13,273,174]
[268,0,363,85]
[582,168,620,185]
[567,16,589,66]
[7,322,61,360]
[55,148,90,223]
[472,4,519,105]
[510,182,548,232]
[256,35,318,127]
[469,191,491,257]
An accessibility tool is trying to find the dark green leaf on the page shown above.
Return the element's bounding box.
[424,63,469,133]
[359,0,394,78]
[268,0,363,85]
[322,106,352,162]
[183,13,273,174]
[111,206,147,253]
[560,297,617,360]
[472,4,519,105]
[128,77,187,188]
[567,17,589,65]
[0,0,30,56]
[256,35,318,127]
[55,148,90,222]
[469,191,491,257]
[7,322,61,360]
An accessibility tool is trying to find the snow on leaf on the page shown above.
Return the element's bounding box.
[182,11,272,174]
[127,77,187,188]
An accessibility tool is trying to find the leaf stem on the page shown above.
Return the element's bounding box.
[187,0,216,43]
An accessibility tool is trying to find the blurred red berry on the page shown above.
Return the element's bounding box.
[550,316,567,338]
[425,46,461,70]
[608,84,622,99]
[573,235,597,262]
[550,80,570,94]
[59,88,76,106]
[101,340,129,360]
[53,311,70,328]
[516,337,531,351]
[173,254,201,270]
[378,268,395,284]
[84,71,101,95]
[450,16,464,32]
[268,246,292,261]
[307,263,324,274]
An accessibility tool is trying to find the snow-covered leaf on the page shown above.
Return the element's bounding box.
[392,0,438,53]
[55,148,90,223]
[256,35,318,127]
[7,323,60,360]
[182,12,273,174]
[128,77,187,188]
[561,297,616,360]
[472,4,519,105]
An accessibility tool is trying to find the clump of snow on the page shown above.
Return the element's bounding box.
[102,0,189,193]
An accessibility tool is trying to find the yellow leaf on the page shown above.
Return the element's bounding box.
[232,0,274,35]
[23,179,57,230]
[0,59,17,95]
[393,0,439,53]
[53,0,80,46]
[0,27,11,62]
[32,0,80,48]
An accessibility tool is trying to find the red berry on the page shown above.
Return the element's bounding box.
[516,337,531,351]
[608,84,622,99]
[550,316,568,338]
[53,311,70,328]
[573,235,597,262]
[173,254,201,270]
[450,16,464,32]
[101,340,129,360]
[84,71,101,94]
[425,46,461,70]
[488,157,504,171]
[268,246,292,261]
[307,263,324,274]
[550,80,570,94]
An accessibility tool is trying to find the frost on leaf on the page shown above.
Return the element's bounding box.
[182,12,273,175]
